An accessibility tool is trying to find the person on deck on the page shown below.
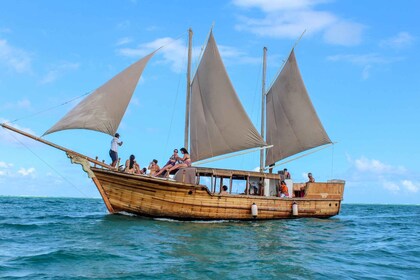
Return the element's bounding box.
[124,154,140,174]
[109,133,123,168]
[278,180,289,198]
[167,148,191,175]
[283,168,291,179]
[154,149,179,177]
[258,181,265,196]
[148,159,160,176]
[220,185,228,195]
[307,173,315,183]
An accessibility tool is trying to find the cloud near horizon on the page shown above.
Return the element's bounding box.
[347,156,419,194]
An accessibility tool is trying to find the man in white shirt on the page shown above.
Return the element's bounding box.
[109,133,123,167]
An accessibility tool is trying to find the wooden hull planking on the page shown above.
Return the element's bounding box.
[91,168,344,220]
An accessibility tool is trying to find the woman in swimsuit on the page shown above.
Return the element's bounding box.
[154,149,179,177]
[167,147,191,174]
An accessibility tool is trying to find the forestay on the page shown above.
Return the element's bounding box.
[44,51,156,136]
[190,32,266,162]
[265,49,331,166]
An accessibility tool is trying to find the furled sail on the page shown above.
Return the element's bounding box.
[265,49,331,166]
[190,31,266,162]
[44,51,156,136]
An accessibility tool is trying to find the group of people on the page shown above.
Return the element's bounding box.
[108,132,191,176]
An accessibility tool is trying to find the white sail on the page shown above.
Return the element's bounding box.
[265,49,331,166]
[190,32,266,162]
[44,51,156,136]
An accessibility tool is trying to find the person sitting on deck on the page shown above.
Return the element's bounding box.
[167,148,191,175]
[283,168,291,179]
[154,149,179,177]
[124,155,140,174]
[307,172,315,183]
[148,159,160,176]
[278,180,289,198]
[220,185,228,195]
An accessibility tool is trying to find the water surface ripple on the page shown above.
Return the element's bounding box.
[0,197,418,279]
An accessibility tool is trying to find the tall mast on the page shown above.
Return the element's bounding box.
[260,47,267,172]
[184,28,193,150]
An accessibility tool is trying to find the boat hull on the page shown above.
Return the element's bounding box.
[91,168,344,220]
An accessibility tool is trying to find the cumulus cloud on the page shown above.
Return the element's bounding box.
[354,156,405,174]
[380,32,415,49]
[233,0,365,46]
[0,161,13,168]
[402,180,419,193]
[18,167,35,176]
[117,37,188,73]
[0,37,32,72]
[117,35,260,73]
[348,156,418,195]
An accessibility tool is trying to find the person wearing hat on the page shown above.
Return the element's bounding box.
[109,133,123,168]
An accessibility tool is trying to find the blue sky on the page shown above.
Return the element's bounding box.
[0,0,419,204]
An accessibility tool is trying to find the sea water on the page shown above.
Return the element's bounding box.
[0,196,418,279]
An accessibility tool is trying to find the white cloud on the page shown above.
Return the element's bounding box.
[0,161,13,168]
[0,118,38,145]
[117,37,190,73]
[382,180,400,193]
[380,32,415,49]
[323,21,364,46]
[0,38,32,72]
[402,180,419,193]
[233,0,326,12]
[18,167,35,176]
[354,156,405,174]
[327,53,403,79]
[116,37,133,46]
[39,61,80,85]
[233,0,365,46]
[347,156,420,196]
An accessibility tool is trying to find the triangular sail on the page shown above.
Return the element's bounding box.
[265,49,331,166]
[44,51,156,136]
[190,32,266,162]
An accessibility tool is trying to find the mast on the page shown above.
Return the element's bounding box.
[184,28,193,150]
[260,47,267,172]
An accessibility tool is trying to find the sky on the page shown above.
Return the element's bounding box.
[0,0,419,204]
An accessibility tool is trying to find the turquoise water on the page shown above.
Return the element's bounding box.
[0,197,418,279]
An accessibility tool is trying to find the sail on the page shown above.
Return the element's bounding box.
[265,49,331,166]
[44,51,156,136]
[190,32,266,162]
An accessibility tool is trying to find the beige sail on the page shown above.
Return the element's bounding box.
[265,49,331,166]
[44,51,156,136]
[190,32,266,162]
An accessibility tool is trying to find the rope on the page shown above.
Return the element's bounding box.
[4,128,89,197]
[164,33,189,151]
[193,145,273,166]
[265,142,335,170]
[7,91,91,124]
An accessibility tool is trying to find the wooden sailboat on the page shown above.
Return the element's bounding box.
[1,29,345,220]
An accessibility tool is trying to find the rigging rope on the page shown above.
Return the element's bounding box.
[3,128,90,197]
[265,142,335,170]
[164,32,188,151]
[7,91,91,124]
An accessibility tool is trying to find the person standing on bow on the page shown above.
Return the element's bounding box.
[110,133,123,168]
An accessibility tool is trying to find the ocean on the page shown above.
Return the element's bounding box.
[0,197,418,279]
